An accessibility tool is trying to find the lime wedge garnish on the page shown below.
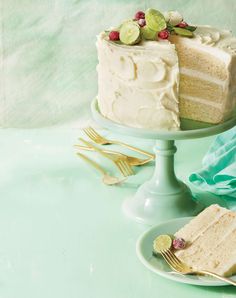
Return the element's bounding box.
[145,8,167,32]
[173,27,193,37]
[153,234,173,254]
[141,26,157,40]
[120,21,141,45]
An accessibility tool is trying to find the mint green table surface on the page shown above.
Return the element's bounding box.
[0,128,235,297]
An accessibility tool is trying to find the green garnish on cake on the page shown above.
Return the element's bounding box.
[107,8,197,45]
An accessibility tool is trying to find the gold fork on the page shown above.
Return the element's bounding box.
[83,127,155,159]
[160,249,236,286]
[77,153,125,186]
[79,138,134,177]
[74,144,153,166]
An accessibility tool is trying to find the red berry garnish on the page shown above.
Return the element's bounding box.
[134,11,145,20]
[177,21,188,28]
[158,29,170,40]
[109,31,120,41]
[138,18,146,27]
[173,238,186,250]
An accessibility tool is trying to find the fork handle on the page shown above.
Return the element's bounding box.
[192,270,236,286]
[76,152,106,175]
[79,138,114,161]
[75,144,121,157]
[111,140,155,159]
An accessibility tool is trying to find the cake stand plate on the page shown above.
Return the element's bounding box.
[91,99,236,225]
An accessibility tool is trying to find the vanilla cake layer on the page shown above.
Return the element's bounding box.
[179,73,225,103]
[173,41,229,81]
[179,97,224,123]
[175,205,236,277]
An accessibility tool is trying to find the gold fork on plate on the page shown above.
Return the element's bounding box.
[83,127,155,159]
[160,249,236,286]
[79,138,134,177]
[74,144,153,166]
[77,152,125,186]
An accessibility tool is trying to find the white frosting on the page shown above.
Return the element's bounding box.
[180,67,226,86]
[96,33,180,130]
[181,95,223,109]
[194,26,236,55]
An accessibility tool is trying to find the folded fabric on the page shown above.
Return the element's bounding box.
[189,126,236,199]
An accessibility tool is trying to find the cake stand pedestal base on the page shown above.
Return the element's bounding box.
[91,98,236,225]
[123,140,196,225]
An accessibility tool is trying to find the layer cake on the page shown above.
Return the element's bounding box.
[96,9,236,130]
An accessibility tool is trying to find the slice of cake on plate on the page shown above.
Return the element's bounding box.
[96,8,236,130]
[174,204,236,277]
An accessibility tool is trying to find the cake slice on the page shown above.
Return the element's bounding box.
[175,204,236,277]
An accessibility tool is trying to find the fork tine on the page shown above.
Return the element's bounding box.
[83,127,94,137]
[162,251,178,269]
[87,127,98,139]
[118,160,129,175]
[164,250,183,269]
[166,250,183,266]
[118,160,133,176]
[83,128,96,141]
[160,251,177,271]
[88,127,109,143]
[116,161,128,177]
[83,128,90,135]
[122,160,134,176]
[88,127,100,138]
[162,250,182,270]
[119,161,130,177]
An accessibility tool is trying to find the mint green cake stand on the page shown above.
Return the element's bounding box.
[91,99,236,225]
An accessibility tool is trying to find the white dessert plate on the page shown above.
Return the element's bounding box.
[136,217,236,286]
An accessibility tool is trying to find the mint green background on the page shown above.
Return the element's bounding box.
[1,0,236,127]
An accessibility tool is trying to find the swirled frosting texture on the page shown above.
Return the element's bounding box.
[96,33,180,130]
[193,26,236,55]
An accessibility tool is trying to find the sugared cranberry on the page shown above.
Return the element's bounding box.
[134,11,145,20]
[138,18,146,27]
[109,31,120,41]
[173,238,186,250]
[158,29,170,40]
[177,21,188,28]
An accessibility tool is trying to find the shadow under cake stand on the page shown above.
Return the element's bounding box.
[91,99,236,225]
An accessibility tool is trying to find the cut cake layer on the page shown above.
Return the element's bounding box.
[179,73,226,103]
[179,96,224,123]
[175,204,236,277]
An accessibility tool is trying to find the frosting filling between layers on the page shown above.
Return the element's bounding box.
[180,68,227,86]
[180,95,223,109]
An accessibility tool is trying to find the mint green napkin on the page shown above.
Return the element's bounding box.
[189,127,236,201]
